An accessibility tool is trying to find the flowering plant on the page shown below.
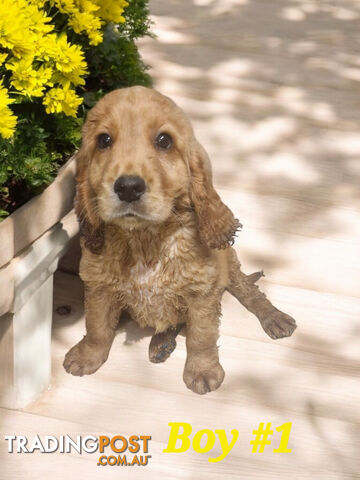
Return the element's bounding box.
[0,0,151,219]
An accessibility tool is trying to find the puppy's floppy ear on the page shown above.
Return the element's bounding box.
[188,140,242,249]
[74,145,105,255]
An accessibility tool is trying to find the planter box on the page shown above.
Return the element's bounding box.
[0,157,79,408]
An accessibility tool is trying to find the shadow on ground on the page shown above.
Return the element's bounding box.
[140,0,360,243]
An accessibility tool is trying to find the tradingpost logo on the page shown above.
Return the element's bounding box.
[4,434,152,467]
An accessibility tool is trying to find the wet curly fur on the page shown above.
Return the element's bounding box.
[63,86,297,395]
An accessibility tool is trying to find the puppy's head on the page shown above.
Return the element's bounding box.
[76,86,241,253]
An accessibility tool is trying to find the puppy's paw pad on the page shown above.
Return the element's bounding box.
[149,337,177,364]
[261,311,297,339]
[63,341,107,376]
[183,363,225,395]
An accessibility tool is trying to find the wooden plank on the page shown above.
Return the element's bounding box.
[0,277,53,408]
[1,408,355,480]
[52,271,360,356]
[21,371,360,479]
[0,314,15,407]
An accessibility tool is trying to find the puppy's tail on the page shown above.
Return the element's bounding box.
[244,270,265,284]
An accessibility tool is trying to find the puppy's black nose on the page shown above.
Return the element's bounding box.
[114,175,146,203]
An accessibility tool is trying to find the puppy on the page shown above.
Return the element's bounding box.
[63,87,297,394]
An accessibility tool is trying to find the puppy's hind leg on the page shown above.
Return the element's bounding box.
[226,249,297,339]
[149,324,183,363]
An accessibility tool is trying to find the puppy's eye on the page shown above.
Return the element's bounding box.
[97,133,112,149]
[155,132,173,150]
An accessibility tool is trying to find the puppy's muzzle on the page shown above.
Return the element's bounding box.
[114,175,146,203]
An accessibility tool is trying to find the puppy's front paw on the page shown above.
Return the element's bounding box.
[63,339,108,376]
[183,362,225,395]
[261,310,297,339]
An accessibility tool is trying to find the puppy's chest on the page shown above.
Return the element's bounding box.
[83,230,216,297]
[106,243,208,297]
[125,258,173,296]
[81,227,218,326]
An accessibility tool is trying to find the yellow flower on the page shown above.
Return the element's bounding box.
[52,0,129,45]
[0,1,53,60]
[53,0,103,45]
[24,2,53,36]
[68,10,103,45]
[0,84,17,139]
[88,29,103,46]
[94,0,129,23]
[0,0,34,57]
[7,58,53,97]
[52,34,87,73]
[53,0,77,15]
[43,86,83,116]
[28,0,48,8]
[0,0,130,125]
[0,53,8,65]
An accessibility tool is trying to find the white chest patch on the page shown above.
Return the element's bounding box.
[127,260,165,302]
[130,261,162,285]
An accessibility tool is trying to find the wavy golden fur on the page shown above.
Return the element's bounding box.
[64,86,297,394]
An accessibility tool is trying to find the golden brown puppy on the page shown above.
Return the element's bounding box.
[63,86,297,394]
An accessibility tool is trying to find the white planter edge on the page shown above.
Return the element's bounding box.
[0,190,78,408]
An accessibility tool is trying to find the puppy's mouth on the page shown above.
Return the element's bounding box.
[113,198,145,219]
[111,202,155,223]
[100,188,169,225]
[118,206,147,220]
